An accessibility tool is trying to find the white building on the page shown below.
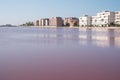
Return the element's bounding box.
[35,18,49,27]
[92,16,99,26]
[115,11,120,25]
[79,15,91,27]
[95,11,115,27]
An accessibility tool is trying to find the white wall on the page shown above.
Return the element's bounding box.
[79,16,91,27]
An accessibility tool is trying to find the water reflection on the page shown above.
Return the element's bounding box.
[79,27,120,48]
[30,28,79,45]
[26,27,120,48]
[0,27,120,80]
[0,27,120,48]
[25,27,120,48]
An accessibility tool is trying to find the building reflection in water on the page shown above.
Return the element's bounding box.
[31,28,58,44]
[34,28,80,44]
[32,27,120,48]
[79,27,120,48]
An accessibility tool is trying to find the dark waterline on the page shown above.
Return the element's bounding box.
[0,27,120,80]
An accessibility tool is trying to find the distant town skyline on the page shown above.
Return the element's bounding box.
[0,0,120,25]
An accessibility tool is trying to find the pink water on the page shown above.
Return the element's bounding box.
[0,27,120,80]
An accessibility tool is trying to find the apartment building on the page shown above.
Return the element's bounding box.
[79,15,91,27]
[79,11,115,27]
[34,10,120,27]
[64,17,79,27]
[115,11,120,25]
[50,17,63,27]
[39,18,49,26]
[35,20,40,26]
[91,16,99,26]
[96,11,115,27]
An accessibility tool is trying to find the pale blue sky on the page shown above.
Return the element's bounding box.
[0,0,120,25]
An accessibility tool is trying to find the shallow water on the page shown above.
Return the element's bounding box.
[0,27,120,80]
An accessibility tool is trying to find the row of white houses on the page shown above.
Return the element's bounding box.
[79,11,120,27]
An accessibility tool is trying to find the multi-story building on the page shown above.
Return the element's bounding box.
[39,18,49,26]
[35,20,40,26]
[35,10,120,27]
[79,15,91,27]
[96,11,115,27]
[64,17,79,27]
[91,16,99,26]
[79,11,115,27]
[49,17,63,27]
[115,11,120,25]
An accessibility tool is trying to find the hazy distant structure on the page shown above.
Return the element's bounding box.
[64,17,79,27]
[34,10,120,27]
[39,18,49,26]
[35,20,40,26]
[49,17,63,27]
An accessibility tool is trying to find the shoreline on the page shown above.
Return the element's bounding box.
[33,26,120,29]
[1,26,120,29]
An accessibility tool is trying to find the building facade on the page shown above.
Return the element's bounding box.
[79,11,115,27]
[92,16,99,26]
[79,15,91,27]
[115,11,120,25]
[34,10,120,27]
[49,17,63,27]
[39,18,49,26]
[35,20,40,26]
[64,17,79,27]
[95,11,115,27]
